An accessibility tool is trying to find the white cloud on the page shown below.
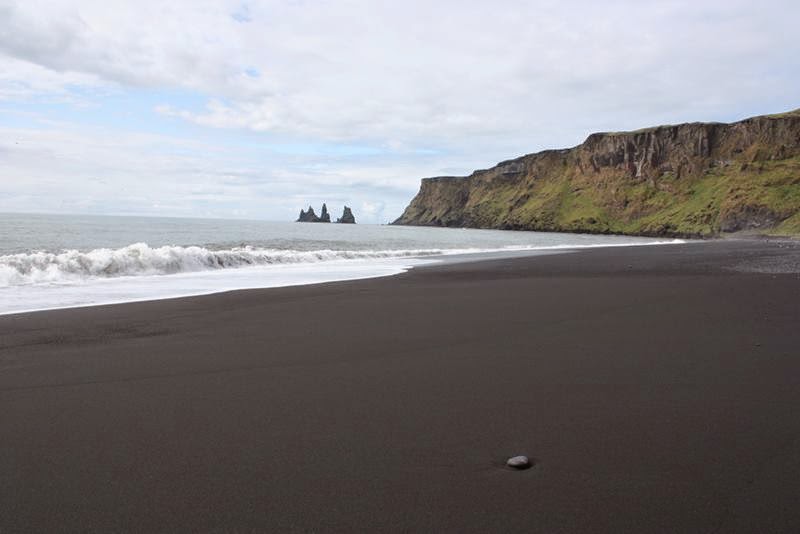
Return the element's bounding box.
[0,0,258,93]
[0,56,110,102]
[0,0,798,221]
[0,120,447,222]
[3,0,798,143]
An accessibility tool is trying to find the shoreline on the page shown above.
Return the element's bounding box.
[2,239,799,532]
[0,238,685,317]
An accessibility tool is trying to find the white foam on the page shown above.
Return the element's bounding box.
[0,239,685,315]
[0,239,685,288]
[0,257,437,316]
[0,243,456,287]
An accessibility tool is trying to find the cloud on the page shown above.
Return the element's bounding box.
[0,56,109,102]
[4,1,799,142]
[0,119,444,222]
[0,0,798,221]
[0,0,268,97]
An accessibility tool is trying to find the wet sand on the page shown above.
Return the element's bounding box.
[2,239,799,532]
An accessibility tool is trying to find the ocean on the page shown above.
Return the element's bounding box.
[0,213,681,315]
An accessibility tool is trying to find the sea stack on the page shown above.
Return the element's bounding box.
[297,204,356,223]
[297,206,320,222]
[320,203,331,223]
[337,206,356,224]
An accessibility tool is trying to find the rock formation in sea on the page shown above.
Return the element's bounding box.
[393,109,800,237]
[297,203,355,223]
[320,203,331,223]
[337,206,356,224]
[297,206,321,222]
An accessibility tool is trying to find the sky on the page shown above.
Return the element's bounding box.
[0,0,798,224]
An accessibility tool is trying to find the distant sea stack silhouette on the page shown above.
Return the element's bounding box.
[297,205,322,222]
[319,203,331,222]
[337,206,356,224]
[297,204,356,223]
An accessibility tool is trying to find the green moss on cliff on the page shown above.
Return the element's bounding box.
[395,110,800,237]
[772,212,800,235]
[766,108,800,119]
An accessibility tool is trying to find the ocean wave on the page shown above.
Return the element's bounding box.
[0,243,449,287]
[0,239,686,288]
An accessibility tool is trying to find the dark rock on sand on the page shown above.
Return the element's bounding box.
[506,455,531,469]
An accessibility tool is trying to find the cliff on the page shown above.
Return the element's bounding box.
[297,203,331,223]
[297,204,357,223]
[337,206,356,224]
[394,109,800,237]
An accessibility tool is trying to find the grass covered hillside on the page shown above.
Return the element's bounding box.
[394,110,800,237]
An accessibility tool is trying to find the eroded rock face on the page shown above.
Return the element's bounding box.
[718,205,780,233]
[320,203,331,223]
[298,204,356,223]
[297,206,320,222]
[393,110,800,237]
[337,206,356,224]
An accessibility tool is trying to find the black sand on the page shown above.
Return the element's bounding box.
[2,240,799,533]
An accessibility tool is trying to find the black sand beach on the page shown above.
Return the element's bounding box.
[2,239,799,533]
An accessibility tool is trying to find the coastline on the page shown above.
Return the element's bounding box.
[2,239,799,532]
[0,237,683,317]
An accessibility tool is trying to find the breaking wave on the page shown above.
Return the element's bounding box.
[0,243,450,287]
[0,239,685,288]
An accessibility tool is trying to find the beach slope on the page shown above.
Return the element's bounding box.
[1,240,799,532]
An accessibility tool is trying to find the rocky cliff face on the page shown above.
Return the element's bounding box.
[337,206,356,224]
[319,203,331,223]
[297,206,323,222]
[297,203,333,223]
[298,204,357,223]
[394,110,800,237]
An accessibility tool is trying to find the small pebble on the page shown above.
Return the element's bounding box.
[506,455,531,469]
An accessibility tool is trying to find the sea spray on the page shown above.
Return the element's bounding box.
[0,239,684,288]
[0,243,454,287]
[0,214,686,314]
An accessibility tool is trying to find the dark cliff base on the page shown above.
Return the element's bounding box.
[2,240,800,532]
[395,109,800,238]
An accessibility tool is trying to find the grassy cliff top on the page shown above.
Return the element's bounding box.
[765,108,800,119]
[593,108,800,138]
[396,107,800,237]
